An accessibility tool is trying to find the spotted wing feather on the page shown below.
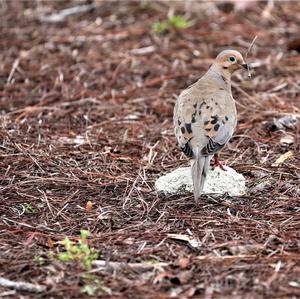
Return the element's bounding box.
[201,124,232,156]
[181,138,193,158]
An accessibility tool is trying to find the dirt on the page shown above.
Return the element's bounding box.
[0,1,299,298]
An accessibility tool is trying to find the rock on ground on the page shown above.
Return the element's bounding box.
[155,166,246,197]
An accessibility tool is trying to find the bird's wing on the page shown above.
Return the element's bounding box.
[173,95,198,158]
[200,123,232,156]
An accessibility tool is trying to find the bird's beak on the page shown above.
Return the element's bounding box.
[240,61,251,78]
[240,63,249,70]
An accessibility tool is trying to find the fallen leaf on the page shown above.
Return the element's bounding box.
[180,286,197,298]
[289,281,300,287]
[228,244,264,255]
[153,270,193,285]
[288,37,300,53]
[177,270,193,284]
[85,200,93,212]
[280,135,294,145]
[153,272,173,285]
[39,4,96,23]
[130,46,156,56]
[23,233,36,247]
[272,151,293,167]
[268,115,297,131]
[178,257,190,269]
[123,237,135,245]
[47,238,54,248]
[252,181,271,193]
[168,233,201,248]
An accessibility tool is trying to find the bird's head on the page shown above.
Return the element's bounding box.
[214,49,248,75]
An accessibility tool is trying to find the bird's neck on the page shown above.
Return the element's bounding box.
[207,64,232,91]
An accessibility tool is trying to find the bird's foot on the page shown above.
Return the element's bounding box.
[212,154,226,171]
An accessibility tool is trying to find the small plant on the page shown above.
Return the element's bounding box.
[24,203,37,214]
[146,258,161,264]
[153,15,192,34]
[81,274,112,296]
[33,255,45,265]
[82,284,97,296]
[57,229,99,269]
[48,231,109,296]
[168,15,192,29]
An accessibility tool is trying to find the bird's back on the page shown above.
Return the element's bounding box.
[174,71,237,156]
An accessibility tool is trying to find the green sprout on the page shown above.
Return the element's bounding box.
[24,203,37,214]
[57,229,99,270]
[153,15,192,34]
[47,230,110,296]
[33,255,45,265]
[82,284,97,296]
[81,273,111,296]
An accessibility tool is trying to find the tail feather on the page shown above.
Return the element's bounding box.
[192,148,212,200]
[199,156,211,193]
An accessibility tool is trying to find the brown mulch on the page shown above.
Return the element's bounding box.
[0,1,299,298]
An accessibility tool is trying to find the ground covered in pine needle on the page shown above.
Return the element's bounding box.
[1,1,299,298]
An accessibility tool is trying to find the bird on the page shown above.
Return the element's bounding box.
[173,49,248,200]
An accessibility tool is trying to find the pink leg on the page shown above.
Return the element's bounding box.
[212,153,226,171]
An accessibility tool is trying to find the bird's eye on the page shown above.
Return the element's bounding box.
[228,56,236,62]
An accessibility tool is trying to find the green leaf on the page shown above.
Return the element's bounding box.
[24,203,37,214]
[168,15,191,29]
[82,284,97,296]
[58,252,73,262]
[33,256,45,265]
[80,229,90,240]
[153,15,191,35]
[80,244,90,254]
[61,237,73,250]
[52,230,99,270]
[153,21,168,34]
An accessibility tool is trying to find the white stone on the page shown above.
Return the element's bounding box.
[155,166,246,197]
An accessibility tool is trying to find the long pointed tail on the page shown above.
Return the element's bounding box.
[192,149,212,200]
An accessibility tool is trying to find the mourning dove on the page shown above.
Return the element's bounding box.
[173,49,248,200]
